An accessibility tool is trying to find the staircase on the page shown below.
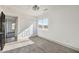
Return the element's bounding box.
[18,24,34,41]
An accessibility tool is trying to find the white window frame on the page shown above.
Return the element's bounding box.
[38,18,48,30]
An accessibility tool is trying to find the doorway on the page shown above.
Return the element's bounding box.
[5,16,18,43]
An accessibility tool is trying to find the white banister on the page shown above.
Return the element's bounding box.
[18,24,34,41]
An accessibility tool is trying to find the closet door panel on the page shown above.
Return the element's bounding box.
[0,11,5,50]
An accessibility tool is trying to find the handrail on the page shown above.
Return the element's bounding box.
[18,24,33,39]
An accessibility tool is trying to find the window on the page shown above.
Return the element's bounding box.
[12,23,15,30]
[38,18,48,30]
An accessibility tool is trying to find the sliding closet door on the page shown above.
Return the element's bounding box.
[0,11,5,50]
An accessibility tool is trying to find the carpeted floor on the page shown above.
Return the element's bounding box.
[3,36,79,53]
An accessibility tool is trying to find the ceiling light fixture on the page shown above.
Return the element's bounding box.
[32,5,39,11]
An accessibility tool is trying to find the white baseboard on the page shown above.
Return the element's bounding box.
[38,36,79,52]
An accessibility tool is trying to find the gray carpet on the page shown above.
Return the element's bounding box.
[3,36,79,53]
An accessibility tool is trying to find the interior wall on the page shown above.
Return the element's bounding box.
[38,6,79,50]
[0,6,35,39]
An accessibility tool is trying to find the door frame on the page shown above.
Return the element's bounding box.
[5,15,18,43]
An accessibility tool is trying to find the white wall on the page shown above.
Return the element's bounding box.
[0,6,35,39]
[38,6,79,50]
